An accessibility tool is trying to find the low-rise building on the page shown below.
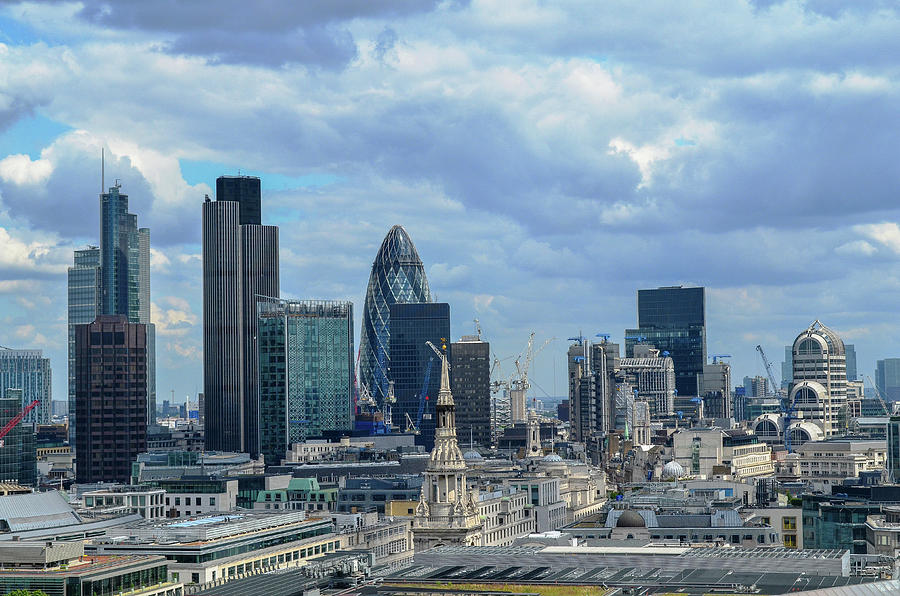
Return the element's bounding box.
[743,507,803,549]
[88,511,337,588]
[672,428,774,479]
[155,477,238,517]
[333,512,413,569]
[81,485,167,519]
[865,505,900,560]
[253,477,338,513]
[337,475,423,514]
[795,439,886,490]
[0,541,182,596]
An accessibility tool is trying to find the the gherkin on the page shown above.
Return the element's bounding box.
[359,225,432,406]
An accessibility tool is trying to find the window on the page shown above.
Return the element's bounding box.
[783,517,797,530]
[175,497,180,505]
[784,535,797,548]
[210,497,216,506]
[191,573,199,584]
[196,497,202,506]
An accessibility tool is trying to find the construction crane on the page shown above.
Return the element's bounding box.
[866,375,891,416]
[595,333,611,341]
[414,357,435,432]
[710,354,732,364]
[755,345,785,398]
[625,335,647,342]
[0,400,39,447]
[473,318,483,340]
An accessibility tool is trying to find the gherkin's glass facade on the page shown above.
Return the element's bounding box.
[359,226,432,406]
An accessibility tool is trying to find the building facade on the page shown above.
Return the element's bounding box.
[389,302,450,448]
[700,361,732,419]
[74,315,148,483]
[202,176,279,456]
[257,298,354,465]
[672,428,774,479]
[620,346,675,416]
[568,339,619,442]
[0,349,51,425]
[876,358,900,403]
[626,286,706,397]
[450,336,491,448]
[359,225,432,407]
[68,246,101,446]
[790,320,848,438]
[0,395,36,486]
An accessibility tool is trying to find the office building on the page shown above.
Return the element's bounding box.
[782,345,792,390]
[790,320,848,438]
[359,225,432,407]
[845,343,857,381]
[743,375,769,398]
[75,315,148,483]
[700,361,732,419]
[202,176,279,456]
[887,416,900,483]
[257,298,354,465]
[450,335,491,448]
[876,358,900,403]
[88,511,336,588]
[0,349,51,425]
[672,428,774,479]
[794,439,885,491]
[68,246,101,446]
[619,345,675,416]
[568,338,619,442]
[0,542,180,596]
[626,286,706,397]
[389,302,450,448]
[0,394,36,486]
[98,184,155,425]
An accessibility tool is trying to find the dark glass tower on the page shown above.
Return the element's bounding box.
[359,226,432,406]
[203,176,279,456]
[450,337,491,448]
[389,302,450,449]
[626,286,706,397]
[74,315,148,483]
[0,392,36,487]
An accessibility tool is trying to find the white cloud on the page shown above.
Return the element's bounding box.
[835,239,877,256]
[0,154,53,186]
[853,223,900,254]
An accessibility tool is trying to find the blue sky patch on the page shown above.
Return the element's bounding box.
[179,159,340,191]
[0,114,72,159]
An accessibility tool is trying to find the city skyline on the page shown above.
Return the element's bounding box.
[2,3,900,404]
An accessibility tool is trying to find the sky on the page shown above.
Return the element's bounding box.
[1,0,900,405]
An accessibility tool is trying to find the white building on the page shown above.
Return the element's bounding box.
[790,320,848,439]
[672,428,774,480]
[81,486,166,519]
[620,346,676,416]
[794,439,885,490]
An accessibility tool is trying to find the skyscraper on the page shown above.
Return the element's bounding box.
[888,416,900,484]
[626,286,706,397]
[359,226,432,407]
[450,336,491,448]
[389,302,450,448]
[75,315,148,483]
[203,176,279,456]
[568,338,620,442]
[257,298,354,465]
[67,246,101,445]
[876,359,900,403]
[845,344,857,382]
[790,320,847,439]
[97,184,155,425]
[0,349,51,425]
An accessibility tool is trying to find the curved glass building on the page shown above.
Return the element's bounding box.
[359,225,432,406]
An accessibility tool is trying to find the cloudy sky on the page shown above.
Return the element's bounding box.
[1,0,900,404]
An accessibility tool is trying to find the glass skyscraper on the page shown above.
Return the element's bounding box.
[626,286,706,397]
[0,350,51,425]
[359,225,432,407]
[876,358,900,402]
[257,298,354,465]
[68,246,101,444]
[0,392,36,486]
[389,302,450,449]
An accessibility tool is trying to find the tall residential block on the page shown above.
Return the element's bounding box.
[876,359,900,403]
[202,176,279,456]
[790,320,847,439]
[0,349,51,425]
[359,226,432,408]
[67,246,101,445]
[257,298,354,465]
[0,391,37,486]
[626,286,706,397]
[389,302,450,449]
[450,336,491,448]
[74,315,148,483]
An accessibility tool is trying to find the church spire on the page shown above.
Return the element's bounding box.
[437,342,453,407]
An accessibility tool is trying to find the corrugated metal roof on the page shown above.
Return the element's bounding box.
[0,491,81,532]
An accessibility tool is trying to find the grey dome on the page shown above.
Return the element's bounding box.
[662,460,684,479]
[463,450,483,460]
[616,510,646,528]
